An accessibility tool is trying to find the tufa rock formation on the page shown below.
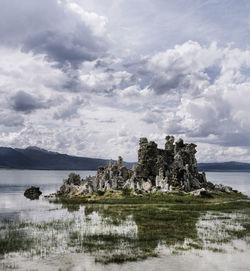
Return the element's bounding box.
[57,136,237,196]
[24,186,42,200]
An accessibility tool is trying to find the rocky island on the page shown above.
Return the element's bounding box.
[8,137,250,267]
[57,136,238,198]
[24,186,42,200]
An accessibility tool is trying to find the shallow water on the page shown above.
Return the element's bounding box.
[0,170,95,221]
[206,171,250,197]
[0,170,249,270]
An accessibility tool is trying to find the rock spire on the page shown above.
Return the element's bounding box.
[57,136,237,196]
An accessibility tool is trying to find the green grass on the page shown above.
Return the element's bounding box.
[1,192,249,264]
[95,251,158,264]
[54,190,248,206]
[0,230,34,255]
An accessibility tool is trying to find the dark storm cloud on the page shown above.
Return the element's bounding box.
[22,29,105,68]
[0,112,24,127]
[0,0,107,68]
[10,91,48,113]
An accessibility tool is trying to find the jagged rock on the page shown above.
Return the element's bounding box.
[165,135,175,152]
[190,188,211,197]
[141,180,152,191]
[190,178,202,189]
[57,173,81,195]
[57,136,239,196]
[205,181,215,191]
[155,168,169,191]
[214,184,233,193]
[24,186,42,200]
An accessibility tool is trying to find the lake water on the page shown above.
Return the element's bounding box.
[0,170,249,271]
[205,171,250,197]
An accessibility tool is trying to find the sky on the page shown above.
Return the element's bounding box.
[0,0,250,162]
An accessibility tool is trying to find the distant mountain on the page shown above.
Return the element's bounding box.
[0,146,249,171]
[0,146,134,170]
[198,161,250,171]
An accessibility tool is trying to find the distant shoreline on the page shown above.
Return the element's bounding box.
[0,168,97,171]
[1,146,250,172]
[1,168,250,172]
[203,170,250,172]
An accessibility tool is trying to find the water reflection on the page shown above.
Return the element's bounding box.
[0,199,249,269]
[0,170,250,270]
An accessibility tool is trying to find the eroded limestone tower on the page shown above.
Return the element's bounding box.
[124,135,207,192]
[58,136,213,196]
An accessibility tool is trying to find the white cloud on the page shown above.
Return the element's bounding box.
[1,0,250,163]
[66,1,108,36]
[0,47,67,96]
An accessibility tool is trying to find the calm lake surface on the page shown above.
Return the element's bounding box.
[0,170,249,271]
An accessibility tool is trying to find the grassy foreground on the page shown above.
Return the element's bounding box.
[54,188,249,206]
[50,190,250,263]
[1,191,249,265]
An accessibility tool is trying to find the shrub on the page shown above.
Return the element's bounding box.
[122,188,132,197]
[97,190,105,196]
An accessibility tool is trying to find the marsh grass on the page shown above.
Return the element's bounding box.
[1,192,249,264]
[0,229,33,255]
[69,232,160,263]
[54,190,248,205]
[95,251,158,264]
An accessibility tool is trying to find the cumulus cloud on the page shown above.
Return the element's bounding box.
[134,41,250,160]
[0,0,108,68]
[80,70,134,94]
[146,41,218,95]
[66,2,108,37]
[1,0,250,163]
[0,47,68,94]
[2,39,250,162]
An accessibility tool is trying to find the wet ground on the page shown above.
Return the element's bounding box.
[0,170,249,270]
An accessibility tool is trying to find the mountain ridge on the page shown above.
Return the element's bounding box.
[0,146,121,170]
[198,161,250,171]
[0,146,250,171]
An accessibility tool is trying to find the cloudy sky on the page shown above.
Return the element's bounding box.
[0,0,250,162]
